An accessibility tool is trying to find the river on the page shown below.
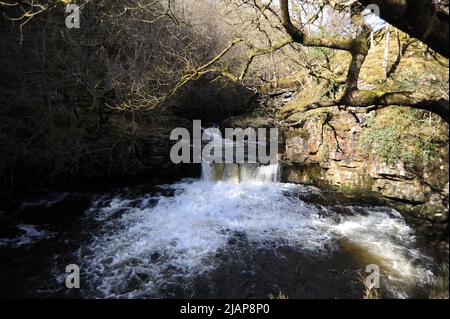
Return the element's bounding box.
[0,159,444,299]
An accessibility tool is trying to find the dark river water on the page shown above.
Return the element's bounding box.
[0,163,447,299]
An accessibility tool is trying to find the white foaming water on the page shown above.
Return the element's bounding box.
[84,182,328,297]
[201,162,280,183]
[331,208,429,279]
[20,192,69,208]
[83,173,432,298]
[0,224,52,248]
[257,163,280,182]
[200,127,279,183]
[82,130,431,298]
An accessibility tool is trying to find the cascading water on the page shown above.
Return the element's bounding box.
[201,162,280,183]
[0,130,440,299]
[71,156,435,299]
[200,127,280,183]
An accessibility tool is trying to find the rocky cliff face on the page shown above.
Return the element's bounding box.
[224,86,449,231]
[280,108,449,226]
[271,27,450,228]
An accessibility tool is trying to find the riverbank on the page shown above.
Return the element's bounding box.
[0,171,448,299]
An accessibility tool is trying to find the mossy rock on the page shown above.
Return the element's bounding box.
[286,128,310,139]
[223,115,273,128]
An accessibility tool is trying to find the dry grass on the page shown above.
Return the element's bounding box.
[424,264,449,299]
[268,291,289,299]
[358,272,381,300]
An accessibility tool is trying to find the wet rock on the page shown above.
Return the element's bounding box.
[373,179,427,204]
[151,252,161,262]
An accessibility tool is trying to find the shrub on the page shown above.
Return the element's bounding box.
[358,107,448,167]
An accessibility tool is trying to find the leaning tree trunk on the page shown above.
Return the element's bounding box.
[383,24,391,79]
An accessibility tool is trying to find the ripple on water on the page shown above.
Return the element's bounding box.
[80,180,433,298]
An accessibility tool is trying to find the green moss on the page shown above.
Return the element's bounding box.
[287,128,310,139]
[331,121,352,131]
[358,108,448,167]
[338,181,373,197]
[286,163,327,187]
[317,145,330,162]
[225,116,272,128]
[280,82,328,116]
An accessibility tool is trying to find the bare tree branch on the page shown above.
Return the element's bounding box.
[279,0,449,122]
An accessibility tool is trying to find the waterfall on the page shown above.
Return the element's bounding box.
[201,127,280,183]
[256,163,280,182]
[201,162,280,183]
[72,126,432,298]
[201,159,214,181]
[82,177,432,298]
